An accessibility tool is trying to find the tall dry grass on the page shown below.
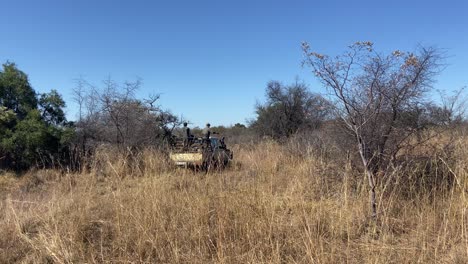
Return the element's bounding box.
[0,136,467,263]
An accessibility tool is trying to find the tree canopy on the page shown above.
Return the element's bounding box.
[0,62,38,119]
[251,81,330,139]
[0,62,72,170]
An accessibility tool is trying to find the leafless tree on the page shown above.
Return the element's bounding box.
[302,41,443,218]
[437,87,467,125]
[72,77,86,122]
[72,77,179,154]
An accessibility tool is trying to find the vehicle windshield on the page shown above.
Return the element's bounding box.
[210,138,219,148]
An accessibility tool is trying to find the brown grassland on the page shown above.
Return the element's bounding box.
[0,132,467,263]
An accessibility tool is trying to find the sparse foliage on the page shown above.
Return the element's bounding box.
[72,77,179,153]
[303,41,444,217]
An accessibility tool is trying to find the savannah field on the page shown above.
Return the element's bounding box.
[0,131,467,264]
[2,1,468,263]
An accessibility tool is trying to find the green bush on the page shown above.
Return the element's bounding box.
[0,62,74,170]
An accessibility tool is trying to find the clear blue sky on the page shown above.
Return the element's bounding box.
[1,0,467,127]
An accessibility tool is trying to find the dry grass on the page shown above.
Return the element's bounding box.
[0,137,467,263]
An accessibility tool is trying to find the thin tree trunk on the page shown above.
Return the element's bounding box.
[357,136,377,219]
[366,169,377,218]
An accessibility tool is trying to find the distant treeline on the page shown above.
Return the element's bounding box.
[1,42,466,173]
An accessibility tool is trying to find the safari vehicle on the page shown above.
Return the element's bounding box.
[169,136,233,170]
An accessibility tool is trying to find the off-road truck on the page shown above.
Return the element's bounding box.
[169,136,233,170]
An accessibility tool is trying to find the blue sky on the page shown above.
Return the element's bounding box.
[1,0,467,127]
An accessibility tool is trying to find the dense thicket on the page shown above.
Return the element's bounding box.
[0,62,73,170]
